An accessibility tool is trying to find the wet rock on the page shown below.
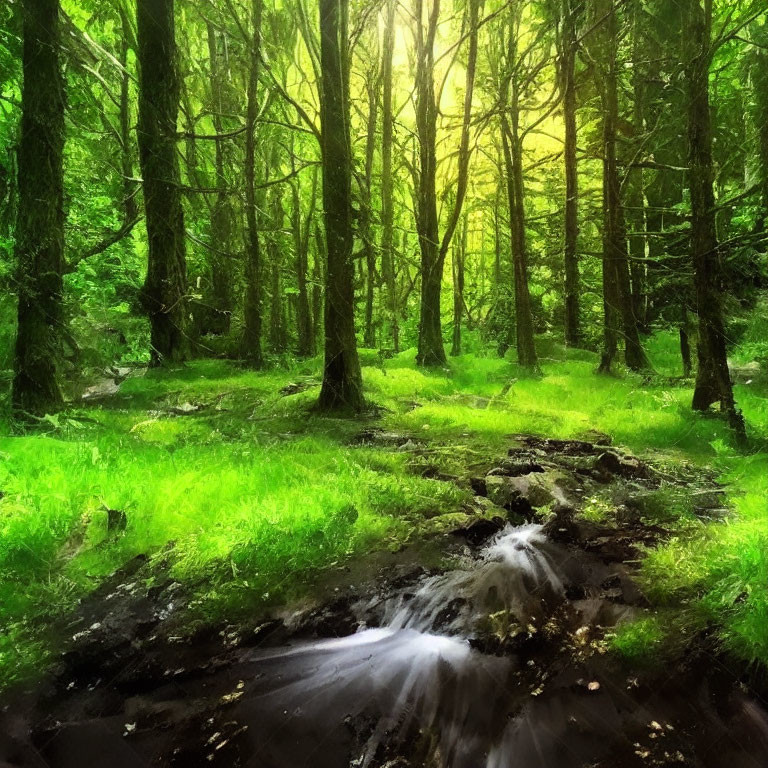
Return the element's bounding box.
[487,471,572,510]
[484,475,534,516]
[451,516,505,545]
[542,504,579,544]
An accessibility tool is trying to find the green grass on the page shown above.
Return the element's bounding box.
[0,332,766,688]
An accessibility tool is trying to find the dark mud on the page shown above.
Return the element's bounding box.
[2,435,768,768]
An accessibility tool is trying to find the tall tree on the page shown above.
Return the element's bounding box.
[593,0,649,373]
[317,0,364,412]
[498,2,538,371]
[205,21,235,334]
[556,0,581,347]
[136,0,188,365]
[12,0,66,416]
[414,0,480,366]
[683,0,746,441]
[242,0,265,367]
[380,0,399,352]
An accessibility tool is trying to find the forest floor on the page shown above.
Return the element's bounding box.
[0,334,767,766]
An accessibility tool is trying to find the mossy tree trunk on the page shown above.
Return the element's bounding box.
[559,0,581,348]
[12,0,66,416]
[205,21,234,335]
[317,0,364,413]
[136,0,188,366]
[499,5,538,371]
[684,0,746,442]
[381,0,399,352]
[242,0,265,367]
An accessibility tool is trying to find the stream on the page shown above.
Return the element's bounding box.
[2,436,768,767]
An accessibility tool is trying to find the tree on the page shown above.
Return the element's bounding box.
[413,0,480,367]
[380,0,399,352]
[242,0,265,367]
[317,0,364,412]
[136,0,188,366]
[554,0,581,347]
[683,0,746,441]
[498,2,538,371]
[591,0,649,373]
[12,0,66,416]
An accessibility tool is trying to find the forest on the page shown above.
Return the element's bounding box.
[0,0,767,765]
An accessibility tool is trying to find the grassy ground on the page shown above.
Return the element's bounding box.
[0,333,766,688]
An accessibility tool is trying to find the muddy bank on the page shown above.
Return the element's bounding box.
[2,435,767,768]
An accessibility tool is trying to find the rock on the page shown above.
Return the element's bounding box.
[485,475,527,509]
[593,451,648,480]
[82,379,120,400]
[169,402,200,415]
[581,430,613,446]
[451,516,505,545]
[487,471,573,510]
[488,458,546,476]
[542,504,579,543]
[470,476,488,496]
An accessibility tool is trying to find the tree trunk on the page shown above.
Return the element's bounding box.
[680,307,693,378]
[12,0,66,416]
[317,0,364,412]
[450,212,467,357]
[136,0,188,366]
[684,0,746,441]
[560,0,580,348]
[268,191,287,353]
[754,17,768,231]
[362,75,379,348]
[414,0,445,366]
[500,8,538,371]
[381,0,398,352]
[294,158,316,357]
[595,0,648,373]
[205,21,234,335]
[242,0,265,367]
[627,0,648,332]
[312,223,324,353]
[119,5,138,227]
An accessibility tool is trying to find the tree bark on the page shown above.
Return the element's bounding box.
[362,73,379,348]
[414,0,445,366]
[500,7,538,371]
[12,0,66,416]
[594,0,648,373]
[684,0,746,441]
[381,0,399,352]
[205,21,234,335]
[242,0,265,367]
[450,212,467,356]
[136,0,188,366]
[754,17,768,232]
[559,0,581,348]
[293,158,317,357]
[317,0,364,412]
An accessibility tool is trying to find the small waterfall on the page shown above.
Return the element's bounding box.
[239,524,570,767]
[384,524,565,635]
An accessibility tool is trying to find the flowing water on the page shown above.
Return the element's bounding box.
[235,525,601,767]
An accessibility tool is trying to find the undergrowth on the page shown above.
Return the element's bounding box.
[0,330,766,687]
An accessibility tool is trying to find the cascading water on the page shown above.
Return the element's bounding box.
[237,525,573,768]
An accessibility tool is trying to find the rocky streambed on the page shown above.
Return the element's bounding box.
[2,435,767,768]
